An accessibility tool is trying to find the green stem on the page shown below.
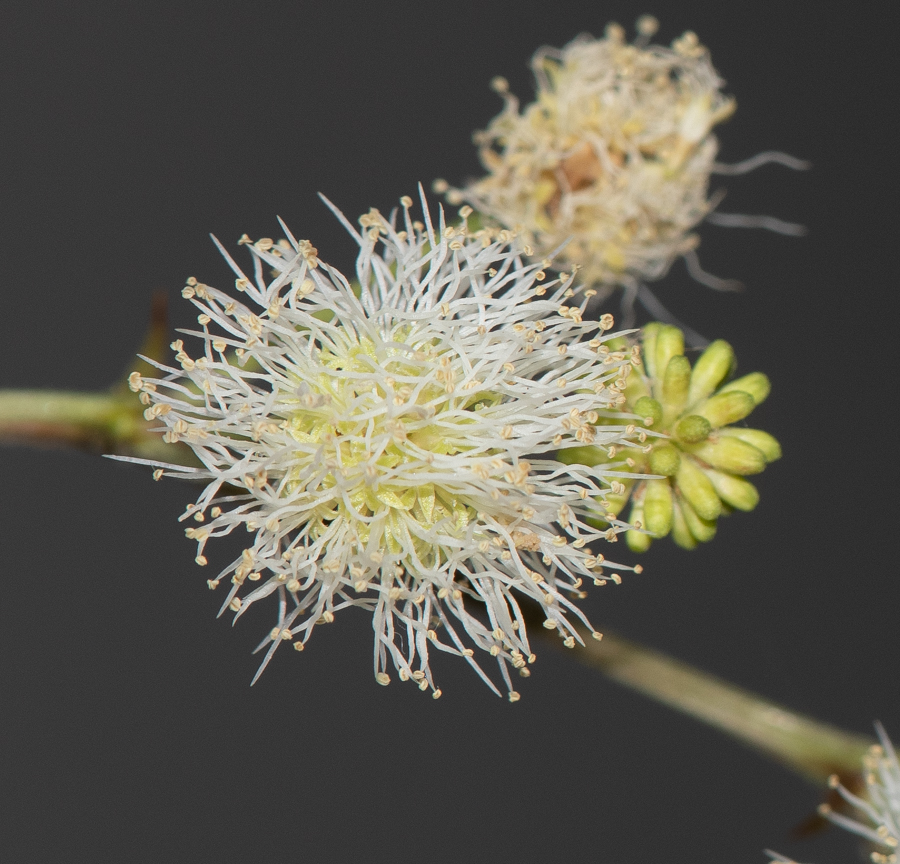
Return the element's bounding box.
[0,389,193,464]
[542,626,872,785]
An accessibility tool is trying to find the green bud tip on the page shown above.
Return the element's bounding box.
[661,355,691,417]
[719,372,771,406]
[648,444,681,476]
[695,389,755,428]
[643,479,674,538]
[687,339,735,406]
[675,457,722,522]
[633,396,663,427]
[687,436,767,476]
[654,325,685,384]
[675,414,711,444]
[720,428,782,463]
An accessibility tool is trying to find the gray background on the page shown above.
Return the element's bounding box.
[1,1,897,861]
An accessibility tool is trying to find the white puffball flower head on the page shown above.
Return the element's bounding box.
[440,18,735,295]
[129,191,641,699]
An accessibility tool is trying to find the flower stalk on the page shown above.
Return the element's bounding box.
[534,621,873,785]
[0,389,180,461]
[0,293,196,466]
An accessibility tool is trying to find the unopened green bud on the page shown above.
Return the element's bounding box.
[604,488,631,518]
[675,457,721,521]
[671,500,698,550]
[641,322,663,379]
[648,444,681,476]
[680,497,717,542]
[662,355,691,419]
[687,339,735,406]
[626,527,652,553]
[633,396,663,427]
[718,372,771,406]
[703,468,760,512]
[674,414,712,444]
[643,479,673,537]
[654,325,685,388]
[687,437,766,476]
[719,427,782,462]
[695,390,755,428]
[626,500,652,552]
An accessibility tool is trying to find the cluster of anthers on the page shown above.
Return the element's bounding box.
[438,16,736,296]
[127,191,645,699]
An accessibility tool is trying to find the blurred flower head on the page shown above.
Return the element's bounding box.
[769,724,900,864]
[821,725,900,863]
[130,192,642,698]
[438,17,735,294]
[561,321,780,551]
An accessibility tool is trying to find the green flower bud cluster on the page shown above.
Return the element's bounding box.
[563,322,780,551]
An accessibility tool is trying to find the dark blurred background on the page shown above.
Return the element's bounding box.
[1,1,897,861]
